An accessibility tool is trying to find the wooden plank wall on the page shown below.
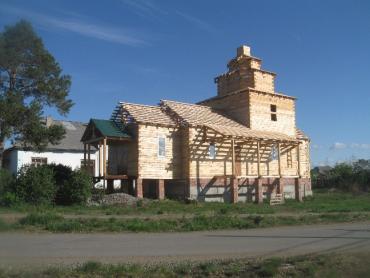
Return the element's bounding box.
[106,124,310,180]
[201,92,250,127]
[253,71,275,92]
[137,124,182,179]
[249,91,296,136]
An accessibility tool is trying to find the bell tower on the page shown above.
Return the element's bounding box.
[215,45,276,96]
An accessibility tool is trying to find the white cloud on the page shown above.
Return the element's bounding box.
[2,5,147,46]
[121,0,167,19]
[329,142,370,151]
[330,142,347,150]
[350,143,370,149]
[175,11,216,34]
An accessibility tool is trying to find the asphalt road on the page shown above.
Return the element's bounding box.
[1,222,370,267]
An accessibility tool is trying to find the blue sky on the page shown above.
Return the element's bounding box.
[1,0,370,166]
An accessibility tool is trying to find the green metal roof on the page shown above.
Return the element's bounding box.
[90,119,131,138]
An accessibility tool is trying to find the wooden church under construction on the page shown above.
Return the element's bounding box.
[81,45,311,203]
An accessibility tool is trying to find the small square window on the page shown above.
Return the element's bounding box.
[271,114,277,121]
[31,157,47,167]
[158,137,166,157]
[209,143,216,159]
[270,104,277,112]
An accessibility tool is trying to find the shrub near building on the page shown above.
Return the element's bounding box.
[0,168,14,192]
[15,165,56,205]
[1,164,92,206]
[0,168,16,205]
[51,164,92,205]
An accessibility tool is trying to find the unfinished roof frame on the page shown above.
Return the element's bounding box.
[196,125,302,178]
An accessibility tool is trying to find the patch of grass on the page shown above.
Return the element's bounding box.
[19,212,63,226]
[0,197,276,217]
[282,192,370,213]
[2,192,370,218]
[13,211,370,233]
[2,191,370,233]
[256,257,283,277]
[1,252,370,277]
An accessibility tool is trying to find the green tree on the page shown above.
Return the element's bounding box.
[0,20,73,167]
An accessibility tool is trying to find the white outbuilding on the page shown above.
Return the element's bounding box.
[2,117,99,176]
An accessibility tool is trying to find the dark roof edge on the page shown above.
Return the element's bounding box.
[4,146,92,153]
[198,88,296,105]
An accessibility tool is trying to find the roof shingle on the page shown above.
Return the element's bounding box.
[161,100,299,142]
[12,119,88,152]
[120,102,176,126]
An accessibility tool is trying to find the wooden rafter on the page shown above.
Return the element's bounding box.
[257,140,261,177]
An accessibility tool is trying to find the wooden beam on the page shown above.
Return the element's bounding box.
[105,175,129,180]
[214,175,235,178]
[87,144,91,175]
[257,140,261,177]
[99,142,102,177]
[277,142,282,177]
[103,137,107,178]
[202,126,207,142]
[297,144,301,177]
[83,137,105,145]
[83,143,87,170]
[231,139,235,177]
[106,137,131,142]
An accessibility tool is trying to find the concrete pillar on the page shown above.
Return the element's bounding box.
[295,178,303,202]
[135,178,143,198]
[157,179,165,200]
[230,177,238,203]
[277,178,284,195]
[256,178,263,204]
[107,180,114,194]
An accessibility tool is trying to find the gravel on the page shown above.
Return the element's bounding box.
[88,193,149,206]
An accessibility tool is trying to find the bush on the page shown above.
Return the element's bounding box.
[1,163,92,207]
[15,165,56,205]
[0,168,15,204]
[0,168,14,191]
[45,164,91,205]
[49,164,73,186]
[48,164,73,205]
[59,169,92,205]
[1,192,19,206]
[311,159,370,192]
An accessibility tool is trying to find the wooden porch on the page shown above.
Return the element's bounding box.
[200,125,304,203]
[81,119,133,192]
